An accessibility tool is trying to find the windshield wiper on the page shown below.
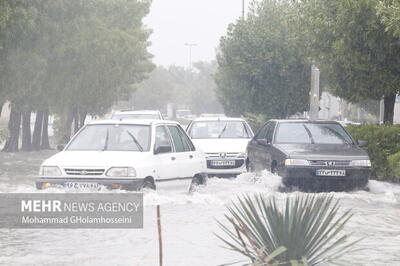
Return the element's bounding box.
[218,123,228,138]
[102,129,109,151]
[325,127,352,145]
[126,130,143,152]
[303,124,315,144]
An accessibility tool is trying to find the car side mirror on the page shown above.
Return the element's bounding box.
[154,145,172,154]
[56,144,66,151]
[357,140,368,147]
[256,139,270,147]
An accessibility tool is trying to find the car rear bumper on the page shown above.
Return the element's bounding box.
[36,177,144,191]
[279,166,371,191]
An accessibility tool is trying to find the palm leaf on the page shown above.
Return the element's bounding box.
[216,193,359,265]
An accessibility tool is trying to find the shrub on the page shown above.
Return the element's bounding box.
[346,124,400,181]
[244,112,269,133]
[217,194,358,265]
[388,152,400,181]
[0,123,9,144]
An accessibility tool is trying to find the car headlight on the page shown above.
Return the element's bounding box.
[284,159,309,166]
[40,166,61,176]
[237,152,247,158]
[106,167,136,177]
[350,160,371,167]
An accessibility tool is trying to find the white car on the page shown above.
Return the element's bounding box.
[36,120,207,191]
[111,110,163,120]
[186,117,254,177]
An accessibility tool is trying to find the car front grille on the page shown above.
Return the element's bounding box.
[64,168,105,176]
[206,152,239,158]
[308,160,350,167]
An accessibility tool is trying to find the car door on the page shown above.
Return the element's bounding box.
[248,123,269,171]
[166,124,197,178]
[153,125,176,180]
[262,121,276,171]
[249,122,276,171]
[176,124,204,176]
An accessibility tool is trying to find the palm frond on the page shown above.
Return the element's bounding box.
[216,194,359,265]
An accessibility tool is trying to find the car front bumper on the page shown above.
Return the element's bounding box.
[206,159,246,177]
[36,177,144,191]
[279,166,371,191]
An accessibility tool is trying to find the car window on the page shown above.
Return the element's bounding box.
[256,123,269,140]
[305,123,353,144]
[155,126,172,153]
[275,123,311,144]
[167,125,186,152]
[275,123,353,144]
[177,125,195,151]
[66,124,151,151]
[189,120,251,139]
[265,122,276,143]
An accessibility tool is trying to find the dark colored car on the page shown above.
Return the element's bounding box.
[246,120,372,191]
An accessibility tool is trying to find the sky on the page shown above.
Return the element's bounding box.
[144,0,243,67]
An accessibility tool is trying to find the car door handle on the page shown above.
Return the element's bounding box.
[171,156,176,161]
[189,155,193,159]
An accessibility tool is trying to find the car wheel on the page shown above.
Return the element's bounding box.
[140,177,156,190]
[270,162,277,174]
[189,174,207,192]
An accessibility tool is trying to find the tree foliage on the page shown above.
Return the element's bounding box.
[131,62,223,114]
[377,0,400,38]
[215,0,310,118]
[0,0,153,151]
[296,0,400,124]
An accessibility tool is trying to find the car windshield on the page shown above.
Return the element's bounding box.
[112,113,160,120]
[67,124,151,151]
[189,121,251,139]
[275,122,353,145]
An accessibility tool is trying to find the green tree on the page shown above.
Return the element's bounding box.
[131,66,175,110]
[131,62,222,115]
[377,0,400,38]
[0,0,154,151]
[215,0,310,118]
[297,0,400,124]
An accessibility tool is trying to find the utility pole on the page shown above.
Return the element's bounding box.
[184,43,196,69]
[242,0,245,19]
[309,64,320,120]
[379,98,384,124]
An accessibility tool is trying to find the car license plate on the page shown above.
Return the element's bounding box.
[65,182,99,189]
[211,160,236,166]
[316,169,346,176]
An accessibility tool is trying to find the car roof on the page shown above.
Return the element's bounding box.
[191,117,245,122]
[87,119,179,126]
[271,119,342,124]
[113,110,160,115]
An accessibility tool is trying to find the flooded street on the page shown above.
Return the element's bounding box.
[0,151,400,265]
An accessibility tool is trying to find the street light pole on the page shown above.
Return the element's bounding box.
[184,42,196,69]
[242,0,245,19]
[309,64,320,120]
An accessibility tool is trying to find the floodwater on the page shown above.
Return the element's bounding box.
[0,151,399,265]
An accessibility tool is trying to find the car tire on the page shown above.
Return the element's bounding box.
[140,177,156,191]
[270,161,277,174]
[189,174,207,192]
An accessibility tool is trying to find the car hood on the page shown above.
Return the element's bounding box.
[192,138,250,153]
[274,144,369,160]
[42,151,153,167]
